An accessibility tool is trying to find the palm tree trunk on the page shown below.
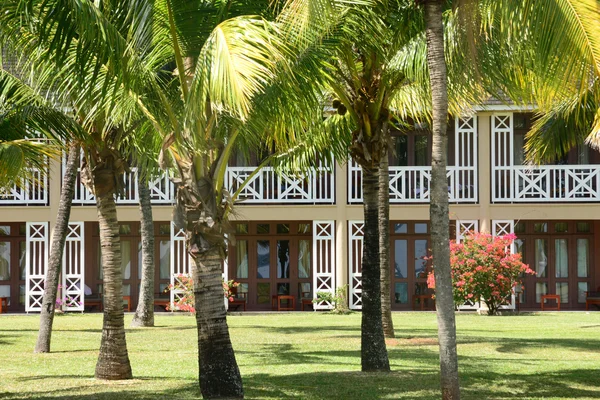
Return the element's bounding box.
[131,177,155,327]
[95,193,132,380]
[379,145,394,339]
[192,246,243,398]
[361,165,390,371]
[34,144,79,353]
[424,1,460,399]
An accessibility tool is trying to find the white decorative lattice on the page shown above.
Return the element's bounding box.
[456,220,479,243]
[348,221,364,310]
[492,220,515,237]
[170,223,191,308]
[312,221,335,310]
[62,222,85,311]
[26,222,49,312]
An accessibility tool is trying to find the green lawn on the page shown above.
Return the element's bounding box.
[0,312,599,399]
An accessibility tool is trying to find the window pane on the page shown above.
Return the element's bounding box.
[556,282,568,303]
[514,222,526,234]
[121,242,131,279]
[515,239,525,259]
[0,242,10,280]
[159,224,170,235]
[299,283,311,298]
[0,285,9,300]
[19,284,25,305]
[535,282,547,303]
[298,240,310,279]
[395,135,408,166]
[277,224,290,234]
[555,239,568,278]
[554,223,568,233]
[237,283,249,299]
[578,282,588,303]
[394,223,407,234]
[19,241,26,280]
[257,283,270,304]
[277,240,290,279]
[535,239,548,278]
[415,240,428,278]
[119,224,132,235]
[513,133,525,165]
[159,241,170,279]
[394,283,408,304]
[122,284,131,296]
[236,240,249,279]
[576,222,590,233]
[415,135,428,166]
[0,226,10,236]
[534,223,547,233]
[298,224,311,234]
[414,223,428,234]
[257,241,270,279]
[277,283,290,295]
[138,242,143,278]
[577,239,589,278]
[257,224,270,234]
[394,240,407,278]
[236,224,248,234]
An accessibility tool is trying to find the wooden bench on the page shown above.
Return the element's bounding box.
[585,288,600,310]
[0,297,8,314]
[272,295,295,311]
[541,294,561,311]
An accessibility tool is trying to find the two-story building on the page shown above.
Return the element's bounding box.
[1,109,598,313]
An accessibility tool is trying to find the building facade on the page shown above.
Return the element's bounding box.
[1,110,599,312]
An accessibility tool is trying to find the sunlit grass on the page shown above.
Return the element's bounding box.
[1,312,599,399]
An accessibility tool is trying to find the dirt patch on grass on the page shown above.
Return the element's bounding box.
[386,337,438,346]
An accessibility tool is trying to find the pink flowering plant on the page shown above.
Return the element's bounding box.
[167,273,240,313]
[427,232,534,315]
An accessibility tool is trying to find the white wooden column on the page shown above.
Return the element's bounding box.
[170,223,191,308]
[25,222,49,312]
[312,221,335,310]
[348,221,364,310]
[62,222,85,312]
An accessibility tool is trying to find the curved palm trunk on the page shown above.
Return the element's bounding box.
[95,193,132,380]
[192,246,243,398]
[34,144,79,353]
[361,165,390,371]
[131,177,155,327]
[379,147,394,339]
[425,1,460,399]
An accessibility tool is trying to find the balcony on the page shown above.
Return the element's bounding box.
[0,169,48,205]
[348,162,478,204]
[224,163,335,204]
[493,165,600,202]
[71,168,175,205]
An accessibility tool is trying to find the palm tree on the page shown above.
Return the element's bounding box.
[422,1,460,398]
[0,1,284,396]
[1,65,86,354]
[379,148,394,338]
[131,175,155,327]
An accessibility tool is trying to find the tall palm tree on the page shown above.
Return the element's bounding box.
[1,1,284,396]
[422,1,460,398]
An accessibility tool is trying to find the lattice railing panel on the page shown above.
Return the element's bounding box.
[348,221,364,310]
[62,222,85,311]
[312,221,335,310]
[170,223,191,309]
[26,222,49,312]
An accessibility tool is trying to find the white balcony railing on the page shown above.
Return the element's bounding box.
[71,168,175,205]
[492,164,600,202]
[225,163,335,204]
[0,169,48,205]
[348,162,478,203]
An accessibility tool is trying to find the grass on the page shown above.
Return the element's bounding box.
[1,312,599,399]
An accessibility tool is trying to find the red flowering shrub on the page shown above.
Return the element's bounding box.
[167,274,239,313]
[427,232,534,315]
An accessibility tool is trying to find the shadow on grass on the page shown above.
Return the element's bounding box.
[3,365,599,399]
